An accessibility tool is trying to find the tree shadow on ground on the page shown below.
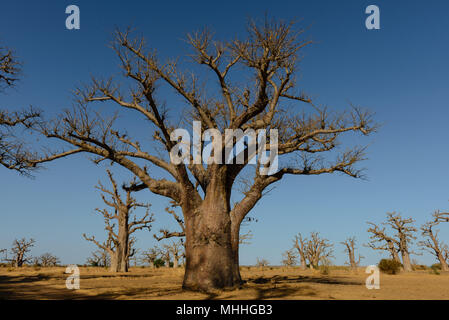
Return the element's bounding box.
[247,275,361,286]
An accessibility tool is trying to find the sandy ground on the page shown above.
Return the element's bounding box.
[1,266,448,300]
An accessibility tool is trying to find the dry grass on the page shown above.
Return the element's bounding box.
[1,266,448,300]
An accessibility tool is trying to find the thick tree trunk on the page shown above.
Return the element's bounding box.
[173,257,179,268]
[108,217,129,272]
[230,219,243,284]
[388,242,401,263]
[117,218,129,272]
[300,257,307,270]
[348,251,357,270]
[401,251,412,272]
[438,253,449,271]
[110,252,119,272]
[182,178,240,291]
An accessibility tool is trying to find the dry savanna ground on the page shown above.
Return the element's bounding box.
[1,266,448,300]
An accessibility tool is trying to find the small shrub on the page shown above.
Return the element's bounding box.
[319,258,332,276]
[153,258,165,268]
[255,258,269,268]
[378,259,402,275]
[431,263,442,270]
[430,263,441,275]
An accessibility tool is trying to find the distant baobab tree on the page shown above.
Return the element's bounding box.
[341,236,363,270]
[141,247,160,268]
[86,249,110,267]
[293,233,308,270]
[293,232,333,269]
[418,211,449,271]
[256,258,270,268]
[304,232,334,269]
[160,245,171,268]
[163,240,184,268]
[367,212,418,272]
[282,248,297,267]
[83,170,154,272]
[4,17,375,291]
[3,238,35,267]
[36,253,61,267]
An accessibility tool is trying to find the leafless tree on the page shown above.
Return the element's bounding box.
[83,170,154,272]
[256,257,270,267]
[418,211,449,271]
[86,249,110,267]
[7,18,375,291]
[304,232,334,269]
[367,212,417,271]
[293,233,308,270]
[163,240,184,268]
[366,222,400,263]
[129,247,140,267]
[160,245,171,268]
[3,238,35,267]
[341,236,363,270]
[37,253,61,267]
[282,248,297,267]
[141,247,160,268]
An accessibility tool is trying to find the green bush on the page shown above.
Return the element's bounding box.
[153,258,165,268]
[378,259,402,274]
[431,263,442,270]
[430,263,441,275]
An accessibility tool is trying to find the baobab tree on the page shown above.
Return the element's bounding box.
[418,211,449,271]
[141,247,160,268]
[83,170,154,272]
[163,240,184,268]
[160,245,171,268]
[341,236,363,270]
[36,253,61,267]
[154,201,254,245]
[367,212,417,272]
[4,238,35,267]
[282,248,297,267]
[366,223,401,263]
[293,233,308,270]
[7,18,375,291]
[256,258,270,268]
[86,249,110,267]
[304,232,334,269]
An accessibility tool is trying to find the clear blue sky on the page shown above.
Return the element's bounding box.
[1,0,449,266]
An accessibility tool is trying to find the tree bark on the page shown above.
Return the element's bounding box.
[438,253,449,271]
[182,178,240,291]
[173,257,179,268]
[401,251,412,272]
[230,220,243,284]
[300,257,307,270]
[117,217,129,272]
